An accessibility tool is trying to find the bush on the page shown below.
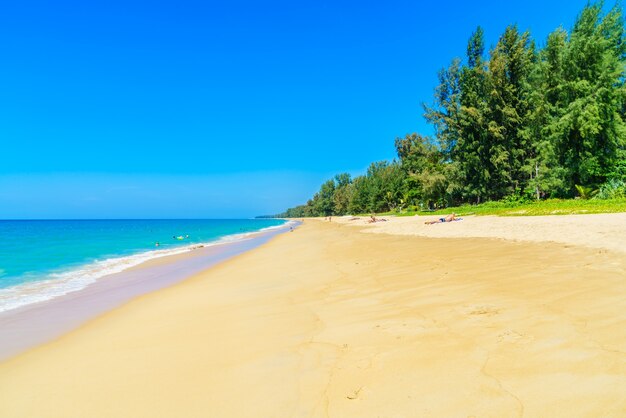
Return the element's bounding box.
[595,179,626,200]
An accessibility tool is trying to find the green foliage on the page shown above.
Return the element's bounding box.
[543,3,626,194]
[574,184,598,199]
[274,164,406,217]
[395,198,626,217]
[276,2,626,218]
[424,58,462,157]
[595,179,626,199]
[333,173,353,215]
[607,157,626,181]
[312,179,336,216]
[395,133,448,208]
[350,161,406,214]
[486,26,536,199]
[455,27,490,203]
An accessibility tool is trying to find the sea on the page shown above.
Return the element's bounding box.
[0,219,286,313]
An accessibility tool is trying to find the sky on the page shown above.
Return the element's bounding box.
[0,0,600,218]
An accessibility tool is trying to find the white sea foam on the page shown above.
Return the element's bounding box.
[258,220,297,232]
[0,223,292,314]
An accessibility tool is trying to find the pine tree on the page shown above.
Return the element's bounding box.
[424,58,462,157]
[551,3,626,192]
[527,28,570,197]
[485,25,536,199]
[458,27,491,203]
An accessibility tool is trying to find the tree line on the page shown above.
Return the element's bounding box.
[277,2,626,218]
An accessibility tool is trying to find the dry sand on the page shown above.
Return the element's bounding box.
[1,216,626,417]
[341,212,626,254]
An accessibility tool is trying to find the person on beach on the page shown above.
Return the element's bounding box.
[425,213,461,224]
[368,215,388,223]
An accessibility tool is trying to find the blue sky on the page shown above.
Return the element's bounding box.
[1,0,597,218]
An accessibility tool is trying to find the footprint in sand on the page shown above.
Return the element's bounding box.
[497,329,532,344]
[465,305,500,317]
[346,387,363,400]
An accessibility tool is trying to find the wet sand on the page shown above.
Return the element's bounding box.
[0,223,293,361]
[1,217,625,417]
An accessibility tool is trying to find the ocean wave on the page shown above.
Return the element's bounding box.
[0,222,292,314]
[257,220,297,232]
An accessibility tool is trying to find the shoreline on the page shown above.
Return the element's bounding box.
[0,220,290,314]
[1,216,625,416]
[0,220,296,361]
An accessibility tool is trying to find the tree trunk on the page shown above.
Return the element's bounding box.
[535,162,540,200]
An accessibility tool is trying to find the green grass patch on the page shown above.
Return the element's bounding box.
[388,198,626,217]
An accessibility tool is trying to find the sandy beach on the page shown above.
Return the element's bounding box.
[1,215,626,417]
[343,212,626,254]
[0,223,293,362]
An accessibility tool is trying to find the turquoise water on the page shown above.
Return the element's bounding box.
[0,219,286,312]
